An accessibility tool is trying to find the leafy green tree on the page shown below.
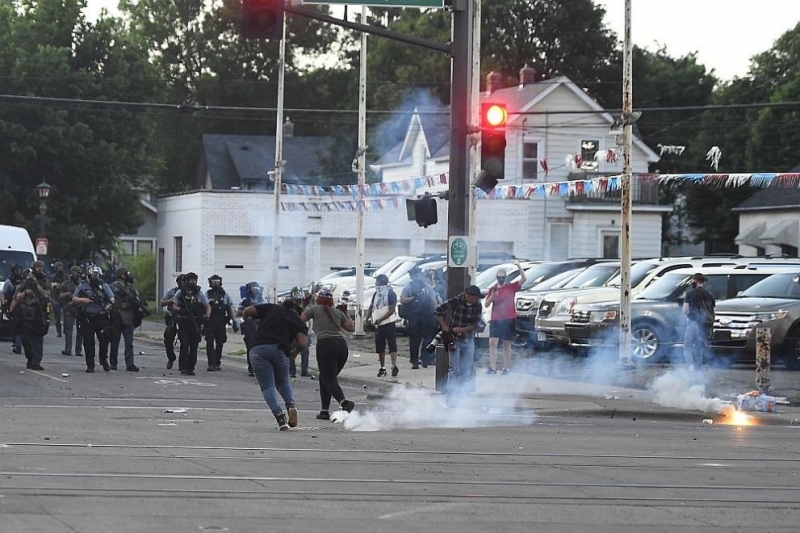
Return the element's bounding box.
[0,0,164,261]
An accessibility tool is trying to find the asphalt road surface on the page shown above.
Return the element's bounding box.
[2,333,800,532]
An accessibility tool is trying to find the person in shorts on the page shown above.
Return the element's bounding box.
[369,274,399,377]
[484,260,526,375]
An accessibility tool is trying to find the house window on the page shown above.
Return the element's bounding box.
[174,237,183,272]
[781,244,798,258]
[522,141,539,180]
[137,240,154,255]
[549,224,570,261]
[602,231,620,259]
[580,139,599,171]
[120,239,134,255]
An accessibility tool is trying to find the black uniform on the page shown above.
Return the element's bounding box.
[173,286,208,376]
[74,280,114,371]
[205,287,233,370]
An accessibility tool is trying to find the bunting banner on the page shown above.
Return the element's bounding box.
[279,172,800,211]
[281,172,448,198]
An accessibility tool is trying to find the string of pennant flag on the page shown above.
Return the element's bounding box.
[278,172,800,211]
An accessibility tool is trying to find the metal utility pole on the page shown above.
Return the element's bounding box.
[618,0,634,366]
[446,0,473,298]
[269,17,287,303]
[467,0,480,284]
[353,5,368,337]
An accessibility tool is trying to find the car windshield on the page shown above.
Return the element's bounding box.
[636,272,690,300]
[739,273,800,299]
[606,262,661,288]
[373,257,410,278]
[0,251,35,281]
[530,268,583,291]
[562,263,620,289]
[520,263,572,290]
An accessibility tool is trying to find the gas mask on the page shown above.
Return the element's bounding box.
[90,276,102,287]
[186,279,198,291]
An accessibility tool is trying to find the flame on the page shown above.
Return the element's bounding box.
[718,406,757,426]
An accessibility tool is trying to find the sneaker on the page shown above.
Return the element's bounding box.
[276,413,290,431]
[391,366,399,377]
[316,411,331,420]
[289,374,297,379]
[411,364,419,370]
[166,359,174,370]
[126,365,139,372]
[377,368,387,377]
[501,368,510,376]
[61,350,72,356]
[341,399,355,413]
[101,362,111,372]
[485,368,497,375]
[12,348,21,354]
[287,406,298,428]
[248,371,255,377]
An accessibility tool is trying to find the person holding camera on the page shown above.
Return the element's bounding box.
[172,272,211,376]
[72,265,115,373]
[485,260,526,375]
[683,273,715,372]
[434,285,483,401]
[9,262,52,371]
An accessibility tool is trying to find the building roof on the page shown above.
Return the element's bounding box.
[733,188,800,211]
[200,134,337,190]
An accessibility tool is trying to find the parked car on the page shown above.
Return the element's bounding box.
[711,270,800,369]
[564,266,794,362]
[533,256,753,350]
[512,262,622,347]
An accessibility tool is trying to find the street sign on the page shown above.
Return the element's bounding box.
[448,236,470,268]
[35,238,48,256]
[302,0,444,7]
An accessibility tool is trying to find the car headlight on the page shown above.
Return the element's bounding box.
[555,297,576,316]
[752,310,788,322]
[590,310,617,323]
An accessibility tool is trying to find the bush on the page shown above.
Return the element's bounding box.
[127,252,156,302]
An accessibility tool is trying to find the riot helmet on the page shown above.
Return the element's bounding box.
[32,260,46,279]
[88,265,103,286]
[176,274,186,288]
[115,266,130,282]
[184,272,199,291]
[9,264,22,283]
[208,274,223,289]
[246,281,264,304]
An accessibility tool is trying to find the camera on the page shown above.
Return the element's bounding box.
[425,329,454,353]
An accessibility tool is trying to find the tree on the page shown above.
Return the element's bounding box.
[0,0,165,261]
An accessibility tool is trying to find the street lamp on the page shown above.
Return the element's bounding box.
[36,180,51,245]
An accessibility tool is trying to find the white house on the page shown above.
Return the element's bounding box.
[156,70,672,297]
[734,188,800,257]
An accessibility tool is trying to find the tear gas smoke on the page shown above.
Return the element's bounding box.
[648,368,732,414]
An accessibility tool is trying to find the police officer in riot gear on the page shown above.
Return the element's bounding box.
[160,274,184,370]
[9,262,52,370]
[172,272,211,376]
[72,265,115,373]
[110,266,144,371]
[205,275,237,371]
[60,265,84,357]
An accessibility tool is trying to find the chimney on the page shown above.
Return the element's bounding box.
[283,117,294,138]
[519,64,536,87]
[486,71,503,94]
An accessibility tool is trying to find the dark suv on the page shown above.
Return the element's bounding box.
[711,271,800,369]
[565,266,785,362]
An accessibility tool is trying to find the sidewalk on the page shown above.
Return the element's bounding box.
[135,318,800,426]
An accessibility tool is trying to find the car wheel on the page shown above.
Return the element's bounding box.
[631,322,662,361]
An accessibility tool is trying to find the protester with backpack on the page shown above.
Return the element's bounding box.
[9,262,52,370]
[367,274,399,377]
[400,267,439,369]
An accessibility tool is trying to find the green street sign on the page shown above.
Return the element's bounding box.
[448,236,469,267]
[303,0,444,7]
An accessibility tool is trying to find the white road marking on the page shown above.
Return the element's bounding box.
[379,502,466,519]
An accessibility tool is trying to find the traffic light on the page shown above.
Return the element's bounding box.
[242,0,284,40]
[405,197,438,228]
[480,102,507,182]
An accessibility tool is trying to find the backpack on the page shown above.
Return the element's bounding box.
[399,280,433,320]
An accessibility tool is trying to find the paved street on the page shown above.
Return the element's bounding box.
[2,325,800,532]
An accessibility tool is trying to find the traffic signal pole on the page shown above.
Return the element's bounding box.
[446,0,473,299]
[269,15,287,303]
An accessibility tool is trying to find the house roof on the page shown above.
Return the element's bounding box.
[374,76,660,169]
[200,134,337,190]
[732,188,800,211]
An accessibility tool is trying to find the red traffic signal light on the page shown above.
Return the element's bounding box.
[480,102,507,183]
[242,0,284,40]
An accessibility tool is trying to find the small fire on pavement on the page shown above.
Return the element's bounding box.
[719,405,757,426]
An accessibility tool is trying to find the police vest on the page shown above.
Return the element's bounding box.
[178,288,205,318]
[207,289,229,327]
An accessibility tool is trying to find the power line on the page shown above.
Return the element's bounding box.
[3,92,800,117]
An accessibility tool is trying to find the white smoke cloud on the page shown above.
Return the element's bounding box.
[331,385,536,432]
[648,368,732,414]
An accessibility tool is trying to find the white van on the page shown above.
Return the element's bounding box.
[0,225,36,281]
